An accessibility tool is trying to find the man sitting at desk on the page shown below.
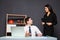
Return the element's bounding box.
[24,17,42,37]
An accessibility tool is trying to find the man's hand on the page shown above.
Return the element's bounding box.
[37,33,43,37]
[25,31,31,37]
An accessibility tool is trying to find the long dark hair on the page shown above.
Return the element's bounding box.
[45,4,54,13]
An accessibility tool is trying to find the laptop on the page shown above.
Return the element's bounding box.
[11,27,25,37]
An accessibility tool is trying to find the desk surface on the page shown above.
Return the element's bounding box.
[0,36,57,40]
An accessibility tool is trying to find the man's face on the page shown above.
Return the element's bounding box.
[27,18,33,25]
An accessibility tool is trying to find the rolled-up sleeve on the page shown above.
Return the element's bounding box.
[35,26,42,34]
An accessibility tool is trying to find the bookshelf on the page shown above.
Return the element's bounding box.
[6,14,27,36]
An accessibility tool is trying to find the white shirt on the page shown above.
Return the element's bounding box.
[24,25,42,37]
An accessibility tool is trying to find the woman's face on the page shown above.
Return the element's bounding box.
[45,7,49,13]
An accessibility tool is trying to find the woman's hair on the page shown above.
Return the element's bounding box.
[45,4,54,13]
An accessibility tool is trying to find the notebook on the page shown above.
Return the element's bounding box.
[11,27,25,37]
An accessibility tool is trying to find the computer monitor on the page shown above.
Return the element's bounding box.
[11,27,25,37]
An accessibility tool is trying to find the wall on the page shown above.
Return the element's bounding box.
[0,0,60,40]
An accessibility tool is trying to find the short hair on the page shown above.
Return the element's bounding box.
[25,17,31,24]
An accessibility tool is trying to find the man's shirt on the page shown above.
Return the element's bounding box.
[24,25,42,37]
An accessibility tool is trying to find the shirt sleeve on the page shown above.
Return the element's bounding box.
[35,26,42,34]
[24,27,29,33]
[52,13,57,25]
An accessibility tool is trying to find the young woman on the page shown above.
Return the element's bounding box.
[41,4,57,36]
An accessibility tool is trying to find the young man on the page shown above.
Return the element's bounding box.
[24,17,42,37]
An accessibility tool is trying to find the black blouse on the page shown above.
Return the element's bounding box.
[41,13,57,25]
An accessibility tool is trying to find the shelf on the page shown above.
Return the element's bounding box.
[6,14,27,36]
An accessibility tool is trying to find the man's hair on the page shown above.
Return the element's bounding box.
[25,17,31,24]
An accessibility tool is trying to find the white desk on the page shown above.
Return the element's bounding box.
[0,36,57,40]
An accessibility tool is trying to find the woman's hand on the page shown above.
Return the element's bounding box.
[42,22,45,25]
[46,22,52,26]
